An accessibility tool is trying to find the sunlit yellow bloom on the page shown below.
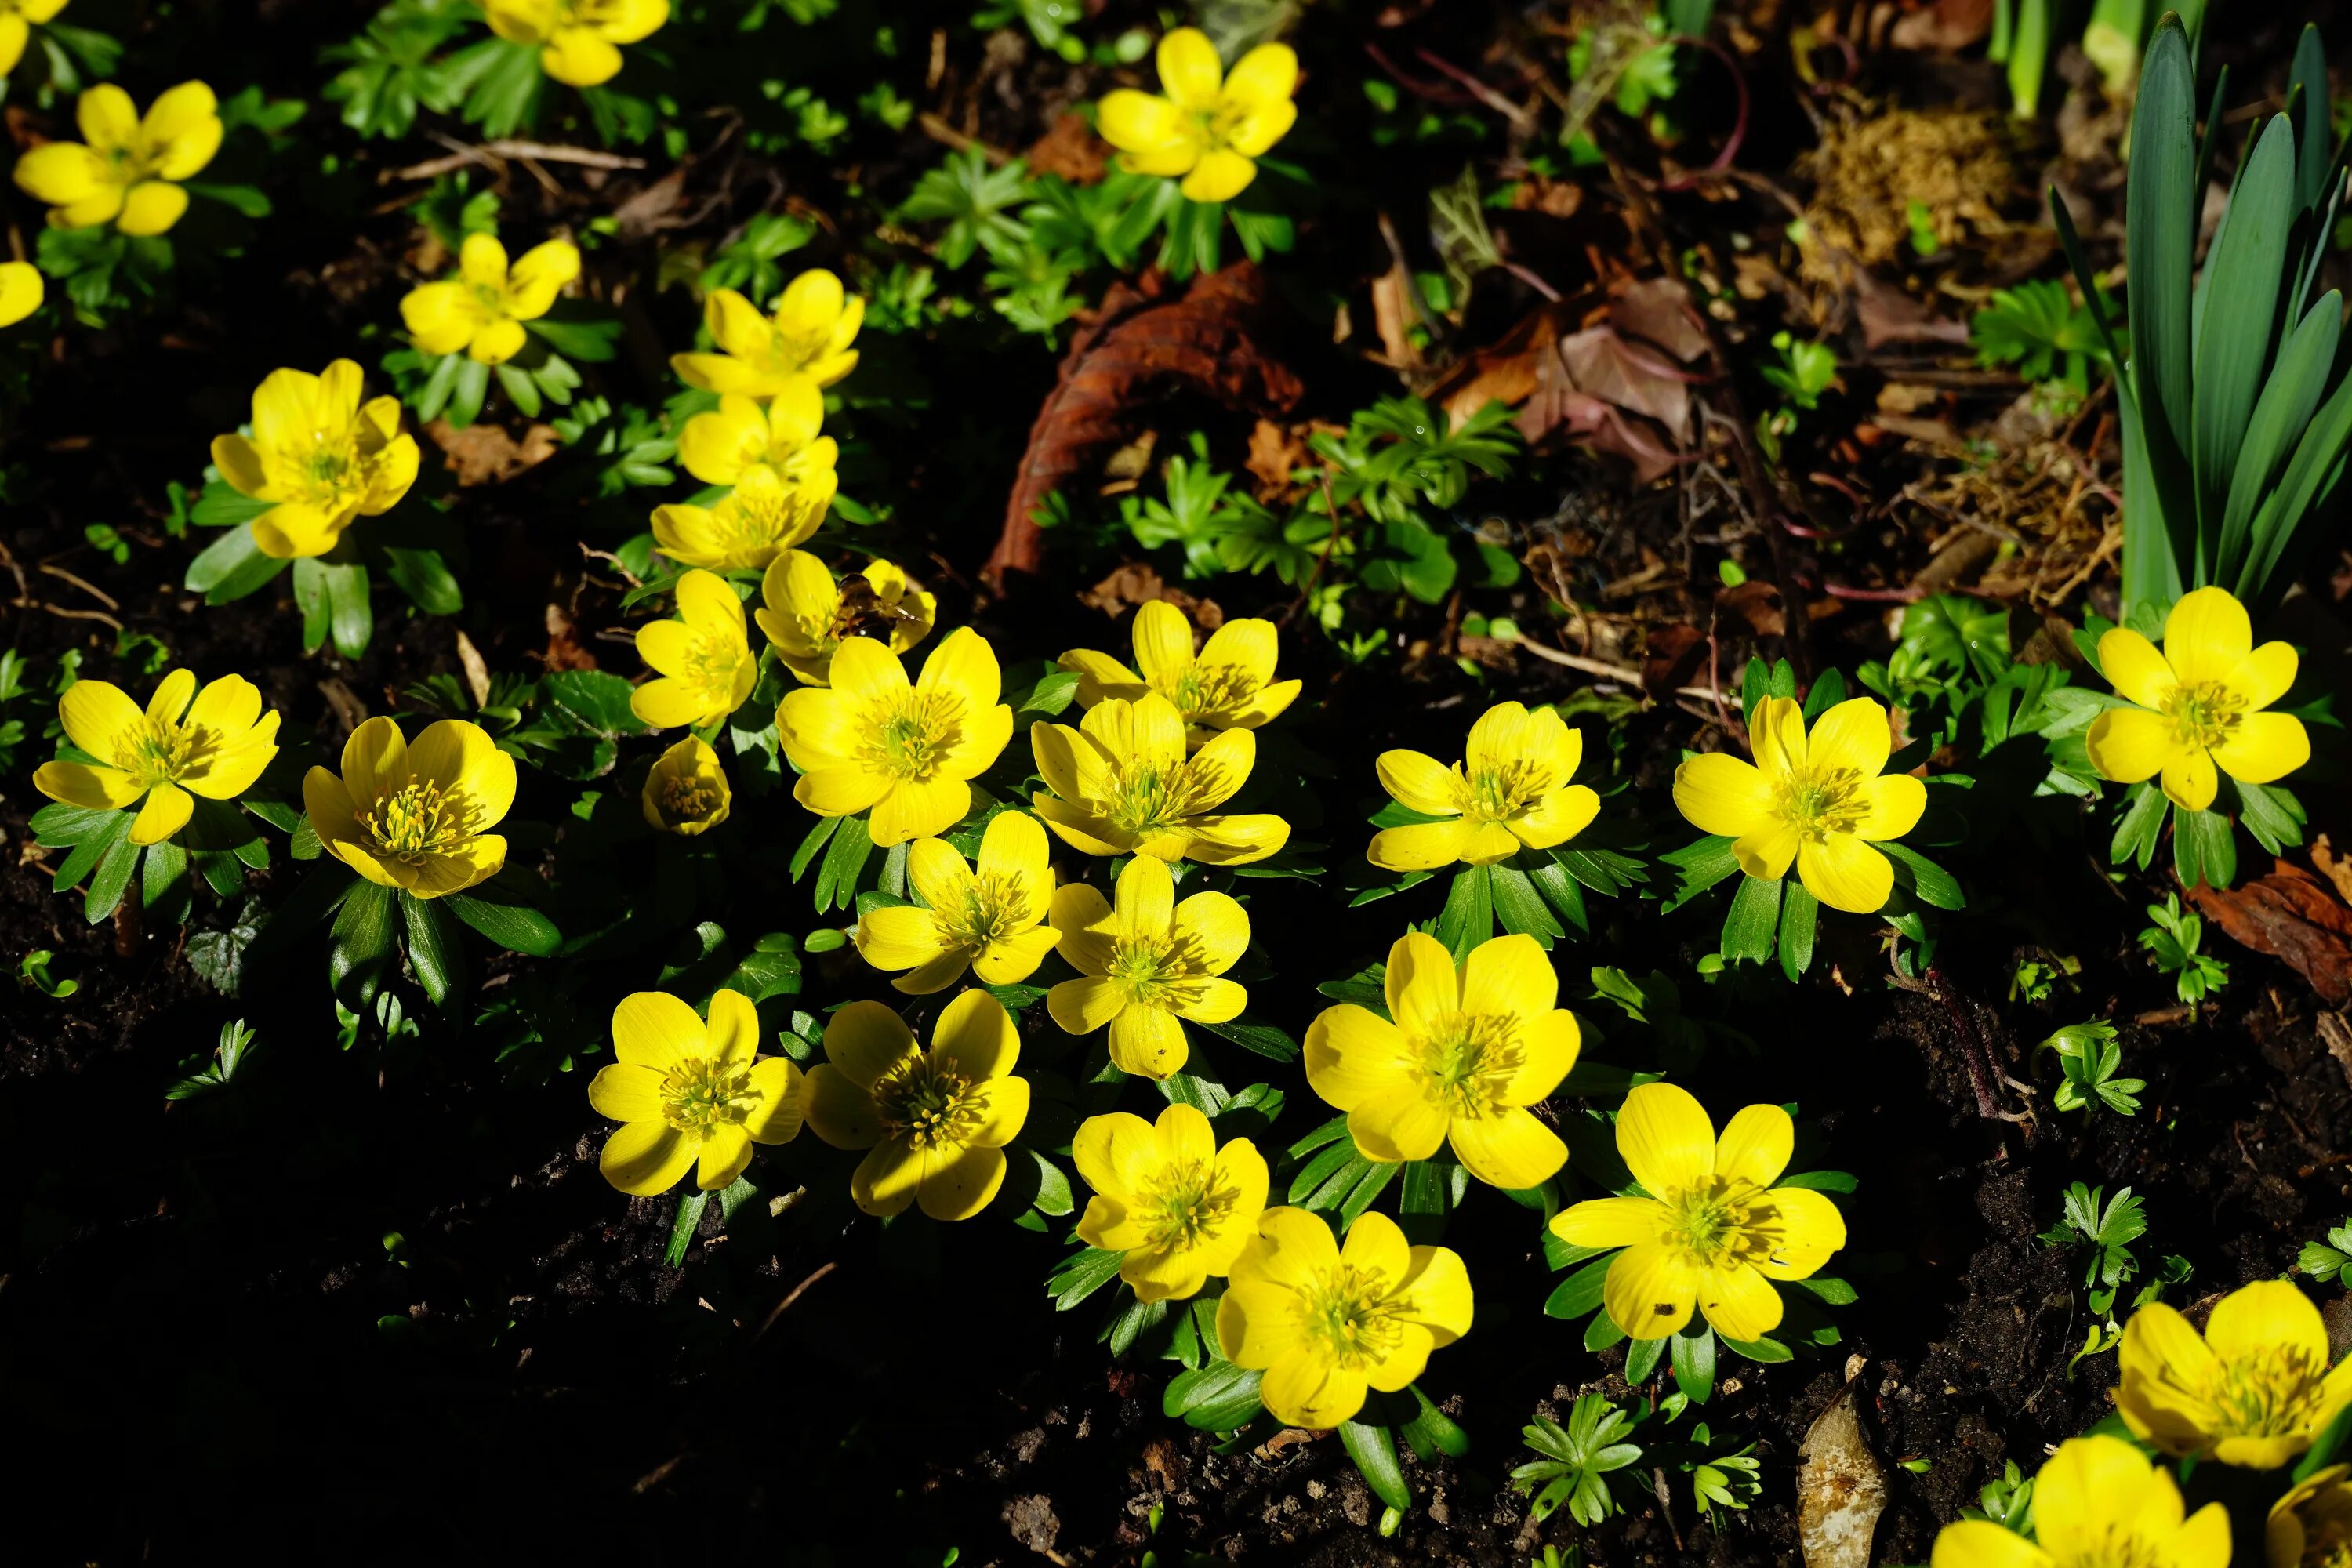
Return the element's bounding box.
[1097,28,1298,205]
[209,359,422,560]
[33,669,279,846]
[670,271,863,401]
[2272,1465,2352,1568]
[0,0,69,78]
[641,735,731,836]
[778,626,1013,846]
[1550,1081,1846,1341]
[0,260,40,328]
[2088,586,2309,812]
[677,383,839,489]
[302,716,513,898]
[2117,1279,2352,1469]
[630,569,756,731]
[13,81,219,234]
[1075,1104,1269,1302]
[755,550,936,687]
[1059,601,1299,746]
[1031,692,1289,866]
[1218,1208,1472,1430]
[803,990,1030,1220]
[1305,931,1577,1190]
[652,463,834,572]
[1046,854,1247,1080]
[589,989,800,1196]
[1369,701,1599,872]
[1673,695,1925,914]
[1929,1436,2229,1568]
[400,232,579,365]
[482,0,667,88]
[854,809,1058,993]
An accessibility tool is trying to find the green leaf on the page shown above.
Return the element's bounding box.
[1338,1421,1412,1512]
[1720,874,1780,964]
[400,888,466,1004]
[1192,1015,1301,1063]
[140,837,191,923]
[383,546,464,617]
[1047,1247,1127,1310]
[1719,1333,1795,1363]
[443,886,562,956]
[1777,881,1817,980]
[2122,17,2200,613]
[325,560,373,659]
[330,879,399,1009]
[1671,1324,1716,1403]
[2191,114,2296,552]
[665,1189,708,1266]
[1401,1386,1470,1460]
[1882,841,1966,910]
[1543,1254,1613,1320]
[185,522,292,604]
[1490,862,1564,946]
[84,833,139,924]
[1163,1361,1264,1431]
[190,478,275,528]
[1623,1333,1665,1385]
[1433,863,1493,959]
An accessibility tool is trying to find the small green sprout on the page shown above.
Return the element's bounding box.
[1511,1395,1642,1526]
[2298,1218,2352,1283]
[165,1018,260,1099]
[2138,895,2227,1003]
[2037,1021,2143,1116]
[18,949,78,999]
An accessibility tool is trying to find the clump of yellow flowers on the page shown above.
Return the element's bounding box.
[1047,854,1249,1080]
[1367,701,1600,872]
[854,809,1059,993]
[210,359,423,559]
[756,551,935,687]
[1058,602,1299,745]
[34,670,280,844]
[672,270,863,401]
[641,736,731,837]
[590,989,802,1195]
[659,384,841,572]
[482,0,667,88]
[1097,28,1298,205]
[630,569,756,731]
[1073,1104,1268,1303]
[0,0,68,78]
[1030,692,1290,865]
[303,716,514,898]
[2085,585,2309,811]
[1928,1434,2227,1568]
[2117,1278,2352,1468]
[400,231,581,365]
[15,81,220,235]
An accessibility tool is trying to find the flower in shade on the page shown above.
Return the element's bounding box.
[1368,701,1599,872]
[777,626,1013,846]
[1073,1104,1269,1303]
[2116,1279,2352,1469]
[303,716,514,898]
[33,670,280,845]
[1305,931,1578,1191]
[802,990,1031,1220]
[670,271,863,401]
[0,0,70,78]
[481,0,668,88]
[1548,1081,1846,1342]
[1671,695,1926,914]
[1217,1208,1472,1431]
[2271,1465,2352,1568]
[399,231,580,365]
[1058,601,1299,745]
[2086,586,2309,812]
[1030,692,1290,866]
[1046,853,1247,1080]
[0,260,41,328]
[677,383,839,491]
[1096,28,1298,204]
[209,358,422,560]
[589,989,801,1196]
[13,81,220,234]
[755,550,936,687]
[651,463,835,572]
[1928,1436,2227,1568]
[630,569,757,731]
[853,808,1059,993]
[641,735,731,836]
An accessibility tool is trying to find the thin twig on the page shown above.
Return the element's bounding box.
[751,1261,838,1343]
[387,139,648,180]
[38,562,119,611]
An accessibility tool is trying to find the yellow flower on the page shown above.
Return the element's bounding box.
[677,383,839,490]
[854,808,1059,993]
[1672,695,1926,914]
[1369,701,1600,872]
[777,626,1013,846]
[2271,1465,2352,1568]
[1549,1081,1846,1342]
[1074,1104,1269,1302]
[1058,601,1300,745]
[1030,692,1290,866]
[209,359,422,560]
[652,463,835,572]
[302,716,514,898]
[0,0,69,78]
[399,232,580,365]
[482,0,667,88]
[2117,1279,2352,1468]
[589,989,802,1196]
[630,569,757,731]
[641,735,731,836]
[1217,1208,1473,1431]
[670,271,863,401]
[2087,586,2309,812]
[755,550,936,687]
[13,81,220,234]
[0,260,43,328]
[1305,931,1577,1190]
[1929,1436,2228,1568]
[1097,28,1298,205]
[33,669,280,845]
[803,990,1030,1220]
[1046,854,1247,1080]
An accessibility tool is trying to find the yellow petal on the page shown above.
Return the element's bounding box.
[2098,627,2176,709]
[822,1000,918,1090]
[33,760,144,810]
[1695,1261,1782,1341]
[1804,697,1893,778]
[1155,27,1224,108]
[2159,746,2219,811]
[611,990,702,1069]
[0,260,44,327]
[2085,706,2185,786]
[1604,1241,1697,1338]
[2161,586,2252,686]
[541,28,624,86]
[1366,818,1475,872]
[1172,889,1250,973]
[1048,975,1127,1035]
[2204,1279,2327,1367]
[869,776,970,846]
[914,1142,1007,1221]
[1850,772,1926,841]
[59,677,142,759]
[600,1120,695,1196]
[13,143,107,207]
[1711,1104,1794,1189]
[1755,1185,1846,1279]
[695,1122,755,1190]
[1130,599,1196,679]
[78,83,138,149]
[1459,932,1555,1019]
[129,779,193,844]
[1615,1080,1715,1196]
[745,1058,804,1145]
[2034,1436,2180,1559]
[1073,1110,1160,1203]
[803,1065,881,1149]
[1375,749,1460,816]
[1179,147,1257,204]
[1512,783,1599,851]
[408,717,514,823]
[1929,1521,2054,1568]
[1303,1004,1411,1110]
[1348,1084,1449,1163]
[1222,43,1298,112]
[1108,1005,1188,1077]
[850,1138,922,1214]
[1549,1196,1665,1250]
[1446,1108,1566,1189]
[2227,640,2298,711]
[1795,833,1894,915]
[1223,96,1298,158]
[1096,88,1189,155]
[1383,928,1460,1036]
[1673,752,1771,837]
[586,1062,666,1122]
[932,988,1019,1081]
[2211,711,2309,785]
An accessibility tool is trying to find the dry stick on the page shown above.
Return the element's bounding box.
[38,562,118,611]
[750,1260,838,1344]
[916,112,1011,164]
[387,139,649,180]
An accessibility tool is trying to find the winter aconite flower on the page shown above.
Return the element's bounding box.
[0,0,68,78]
[590,989,801,1196]
[652,463,835,572]
[630,570,756,731]
[1074,1104,1269,1303]
[0,260,42,328]
[400,232,580,365]
[1031,692,1290,866]
[2116,1279,2352,1468]
[1368,701,1600,872]
[803,990,1030,1221]
[641,735,731,836]
[670,271,863,401]
[2272,1466,2352,1568]
[1218,1208,1472,1431]
[677,384,839,492]
[1550,1082,1846,1342]
[778,627,1013,846]
[854,809,1059,993]
[1097,28,1298,205]
[33,670,280,845]
[2086,586,2310,812]
[14,81,220,235]
[755,550,936,687]
[210,359,423,560]
[482,0,667,88]
[1929,1436,2227,1568]
[1305,931,1578,1191]
[303,716,514,898]
[1047,854,1247,1080]
[1058,601,1299,745]
[1672,695,1926,914]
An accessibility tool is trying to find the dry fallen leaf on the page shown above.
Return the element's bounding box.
[1797,1379,1887,1568]
[426,419,561,486]
[2190,861,2352,1007]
